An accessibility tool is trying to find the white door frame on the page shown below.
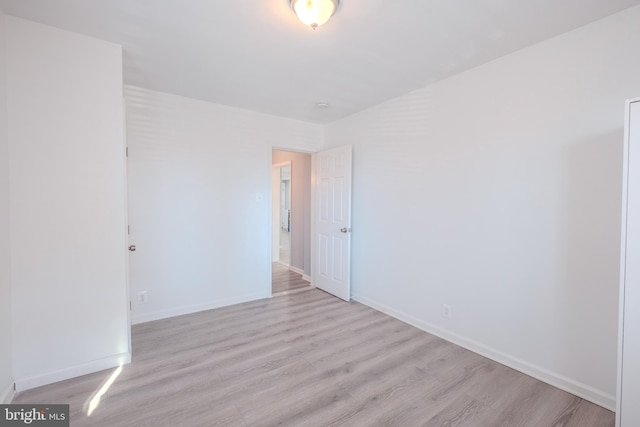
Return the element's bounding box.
[617,97,640,427]
[123,98,132,355]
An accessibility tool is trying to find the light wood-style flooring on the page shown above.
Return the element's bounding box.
[272,262,311,295]
[13,289,614,426]
[279,228,290,265]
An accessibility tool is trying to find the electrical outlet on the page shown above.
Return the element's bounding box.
[442,304,452,319]
[137,291,148,304]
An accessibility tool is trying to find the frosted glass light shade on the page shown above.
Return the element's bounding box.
[290,0,339,29]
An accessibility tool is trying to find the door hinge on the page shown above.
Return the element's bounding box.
[126,147,129,157]
[130,301,132,311]
[128,225,130,235]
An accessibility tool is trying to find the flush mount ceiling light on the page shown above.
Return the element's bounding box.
[290,0,340,30]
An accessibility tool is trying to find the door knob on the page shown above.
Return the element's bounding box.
[128,245,136,252]
[340,227,351,233]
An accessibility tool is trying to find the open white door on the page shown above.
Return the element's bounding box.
[312,145,352,301]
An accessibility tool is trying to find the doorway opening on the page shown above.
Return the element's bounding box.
[271,149,312,295]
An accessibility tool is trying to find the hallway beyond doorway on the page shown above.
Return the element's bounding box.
[272,263,311,295]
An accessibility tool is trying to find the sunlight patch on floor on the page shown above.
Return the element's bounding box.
[85,365,123,416]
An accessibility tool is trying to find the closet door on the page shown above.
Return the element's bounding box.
[618,98,640,427]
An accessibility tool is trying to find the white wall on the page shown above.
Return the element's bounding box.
[325,6,640,409]
[0,10,14,403]
[6,17,129,390]
[272,150,312,276]
[125,86,322,324]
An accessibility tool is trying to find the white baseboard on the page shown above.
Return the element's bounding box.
[289,266,304,276]
[352,293,616,411]
[1,381,15,404]
[288,266,312,284]
[132,292,268,325]
[14,352,131,392]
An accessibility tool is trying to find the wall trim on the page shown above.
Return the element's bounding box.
[14,352,131,392]
[131,292,268,325]
[288,266,311,283]
[289,265,303,275]
[352,293,616,411]
[1,381,15,404]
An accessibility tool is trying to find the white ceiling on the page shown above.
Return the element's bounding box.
[1,0,638,124]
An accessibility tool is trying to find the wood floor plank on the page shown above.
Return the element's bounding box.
[465,379,575,427]
[12,289,615,426]
[423,393,487,427]
[564,399,616,427]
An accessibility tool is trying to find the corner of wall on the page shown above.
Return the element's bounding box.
[0,382,15,404]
